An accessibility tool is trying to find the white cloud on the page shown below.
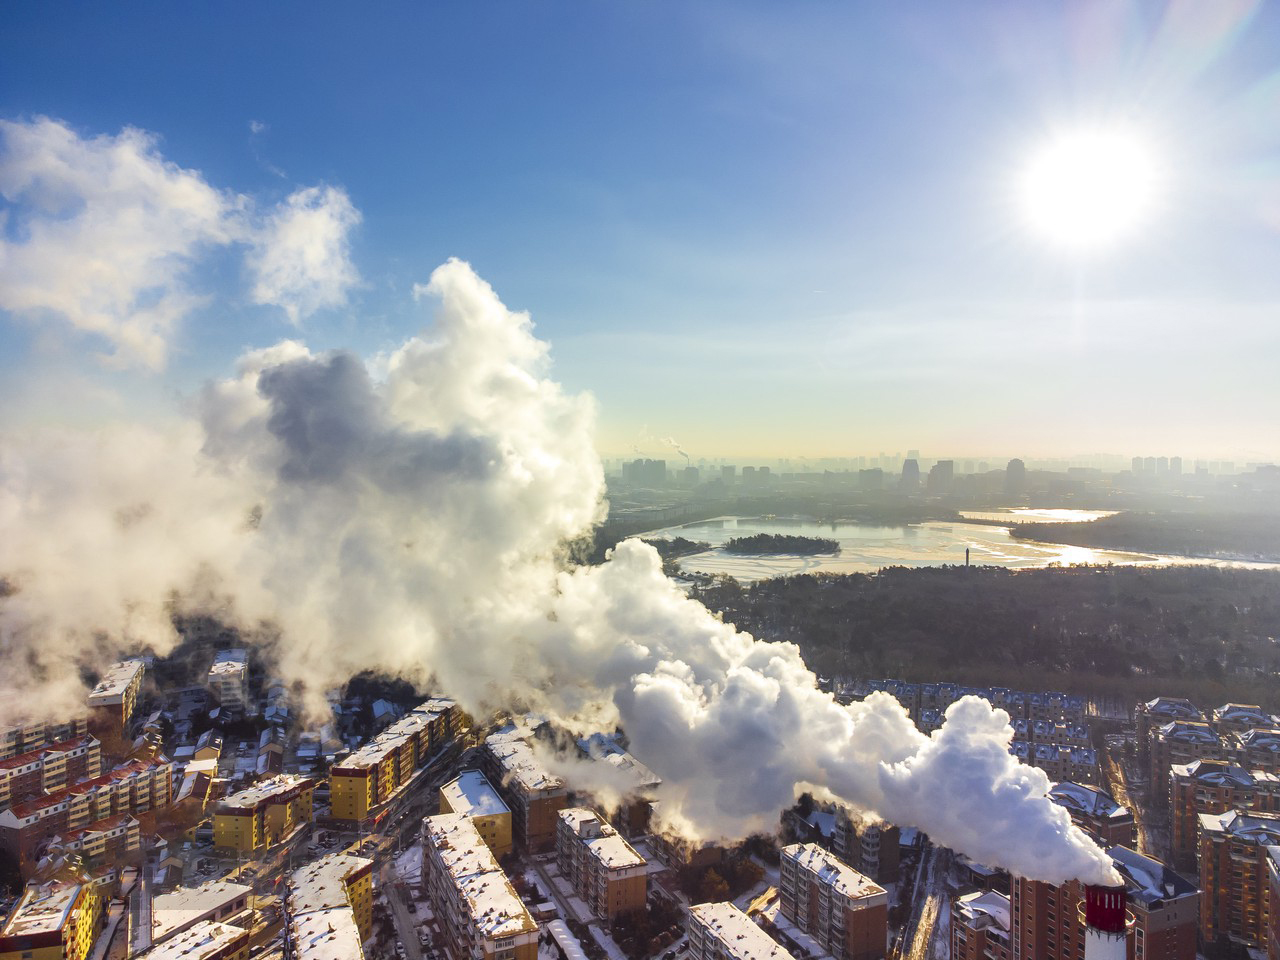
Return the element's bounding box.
[0,118,363,368]
[247,185,361,324]
[0,118,238,369]
[249,119,267,135]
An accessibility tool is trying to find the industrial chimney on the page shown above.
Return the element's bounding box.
[1081,884,1130,960]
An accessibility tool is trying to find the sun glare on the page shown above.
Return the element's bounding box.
[1019,125,1161,252]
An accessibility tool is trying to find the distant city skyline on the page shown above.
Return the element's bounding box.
[2,4,1279,460]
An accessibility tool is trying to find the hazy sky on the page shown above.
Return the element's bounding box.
[2,2,1278,460]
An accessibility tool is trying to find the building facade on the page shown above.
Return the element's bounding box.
[556,808,647,923]
[1197,809,1280,947]
[288,853,374,960]
[779,843,887,960]
[213,775,316,852]
[482,731,568,853]
[0,736,102,814]
[952,891,1012,960]
[329,699,458,822]
[0,882,102,960]
[687,902,794,960]
[421,814,538,960]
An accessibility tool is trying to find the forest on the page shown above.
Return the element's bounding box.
[691,564,1280,708]
[724,533,840,555]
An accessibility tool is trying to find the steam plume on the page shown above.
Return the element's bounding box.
[0,259,1116,886]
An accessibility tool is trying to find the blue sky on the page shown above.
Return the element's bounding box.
[2,1,1278,460]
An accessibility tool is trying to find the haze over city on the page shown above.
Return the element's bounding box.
[1,6,1279,960]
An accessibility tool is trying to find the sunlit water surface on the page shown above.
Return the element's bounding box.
[645,511,1280,582]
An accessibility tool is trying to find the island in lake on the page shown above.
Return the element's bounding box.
[725,533,840,555]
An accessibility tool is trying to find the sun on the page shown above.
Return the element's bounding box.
[1018,125,1161,251]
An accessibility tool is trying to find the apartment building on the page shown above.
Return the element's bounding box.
[422,814,538,960]
[0,718,89,763]
[952,891,1012,960]
[0,735,102,813]
[0,756,172,870]
[0,882,102,960]
[576,733,660,837]
[687,902,795,960]
[1136,698,1203,756]
[439,771,512,858]
[1213,704,1278,738]
[151,878,252,944]
[483,730,568,853]
[86,659,146,737]
[136,921,250,960]
[51,812,142,870]
[831,811,900,884]
[1011,846,1197,960]
[1048,782,1136,848]
[779,843,887,960]
[212,775,316,852]
[206,650,249,713]
[1266,846,1280,960]
[329,699,458,822]
[556,808,647,923]
[288,853,374,960]
[1149,722,1224,804]
[1234,729,1280,775]
[1197,809,1280,946]
[1169,761,1280,861]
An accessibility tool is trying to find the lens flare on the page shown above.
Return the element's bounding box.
[1019,125,1162,251]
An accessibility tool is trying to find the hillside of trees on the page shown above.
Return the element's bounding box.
[691,564,1280,708]
[724,534,840,555]
[1011,511,1280,562]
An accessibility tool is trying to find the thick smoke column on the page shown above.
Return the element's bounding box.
[0,259,1117,886]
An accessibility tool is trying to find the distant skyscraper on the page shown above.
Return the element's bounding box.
[927,459,954,494]
[1170,456,1182,476]
[1004,459,1026,498]
[721,465,736,483]
[1131,456,1143,475]
[901,459,920,489]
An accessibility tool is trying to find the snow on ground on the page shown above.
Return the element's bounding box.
[394,844,423,884]
[732,878,772,912]
[587,924,629,960]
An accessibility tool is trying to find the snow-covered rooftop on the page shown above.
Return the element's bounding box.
[288,853,373,960]
[217,774,313,811]
[0,883,80,938]
[954,890,1011,934]
[137,921,247,960]
[337,699,454,772]
[151,878,251,943]
[782,843,886,904]
[87,660,144,703]
[1049,781,1129,820]
[689,901,795,959]
[560,807,646,870]
[1108,846,1196,906]
[423,814,537,940]
[485,731,564,793]
[441,770,509,818]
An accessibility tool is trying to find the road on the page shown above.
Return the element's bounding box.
[897,844,950,960]
[1102,738,1151,856]
[381,863,425,960]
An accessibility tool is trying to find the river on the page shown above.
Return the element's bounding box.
[643,509,1280,582]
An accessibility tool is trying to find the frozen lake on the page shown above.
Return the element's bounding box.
[643,510,1280,582]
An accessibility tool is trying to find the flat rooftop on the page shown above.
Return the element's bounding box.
[690,902,795,960]
[560,807,646,870]
[0,883,80,938]
[423,814,537,940]
[288,854,373,960]
[441,771,509,818]
[217,774,313,811]
[137,920,247,960]
[87,660,145,703]
[151,878,252,943]
[485,732,564,793]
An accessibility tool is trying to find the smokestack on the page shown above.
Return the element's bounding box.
[1081,884,1129,960]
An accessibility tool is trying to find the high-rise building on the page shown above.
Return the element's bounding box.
[952,891,1012,960]
[206,650,249,713]
[926,460,954,494]
[86,659,146,741]
[687,902,794,960]
[900,459,920,489]
[482,730,568,853]
[422,814,538,960]
[832,811,899,883]
[1005,459,1027,498]
[1170,761,1280,862]
[556,807,647,923]
[0,735,102,813]
[288,853,374,960]
[779,843,887,960]
[1010,846,1197,960]
[1197,809,1280,947]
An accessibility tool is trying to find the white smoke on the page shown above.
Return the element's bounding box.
[0,255,1117,887]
